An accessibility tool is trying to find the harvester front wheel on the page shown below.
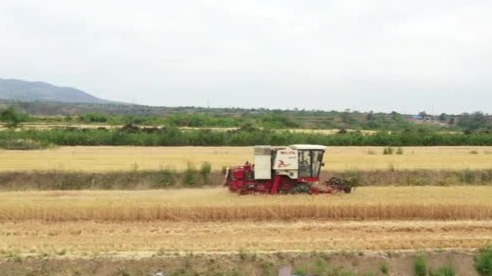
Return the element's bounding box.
[290,183,312,194]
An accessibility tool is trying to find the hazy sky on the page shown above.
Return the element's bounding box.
[1,0,491,114]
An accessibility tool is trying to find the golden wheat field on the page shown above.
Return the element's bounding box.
[0,186,492,221]
[1,187,492,257]
[1,146,492,172]
[1,146,492,263]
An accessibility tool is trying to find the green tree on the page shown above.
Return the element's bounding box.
[0,106,29,130]
[458,112,490,131]
[438,113,448,122]
[78,112,109,123]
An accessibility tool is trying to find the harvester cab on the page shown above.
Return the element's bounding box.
[225,145,352,195]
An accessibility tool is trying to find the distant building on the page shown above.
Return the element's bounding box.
[408,114,435,124]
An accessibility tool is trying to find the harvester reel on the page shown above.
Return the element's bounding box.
[325,177,353,193]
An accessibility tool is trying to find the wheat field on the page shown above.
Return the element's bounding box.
[1,146,492,259]
[1,186,491,221]
[1,187,492,257]
[1,146,492,172]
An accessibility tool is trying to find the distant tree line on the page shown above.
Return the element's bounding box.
[2,126,492,147]
[1,104,492,133]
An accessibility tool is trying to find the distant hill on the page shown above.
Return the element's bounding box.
[0,78,110,104]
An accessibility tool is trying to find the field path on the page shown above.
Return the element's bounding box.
[1,220,491,258]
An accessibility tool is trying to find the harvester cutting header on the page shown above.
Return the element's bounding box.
[224,145,352,194]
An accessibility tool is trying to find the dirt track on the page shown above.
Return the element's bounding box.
[0,250,482,276]
[0,220,488,275]
[1,220,491,257]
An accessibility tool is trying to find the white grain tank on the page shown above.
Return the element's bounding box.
[254,145,272,180]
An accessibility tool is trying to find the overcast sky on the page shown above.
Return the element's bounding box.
[1,0,491,114]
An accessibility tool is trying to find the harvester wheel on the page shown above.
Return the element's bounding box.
[290,183,312,194]
[239,183,257,195]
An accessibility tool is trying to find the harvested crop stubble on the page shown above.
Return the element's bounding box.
[1,220,491,256]
[0,187,491,222]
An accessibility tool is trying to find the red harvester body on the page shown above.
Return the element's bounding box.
[224,145,352,195]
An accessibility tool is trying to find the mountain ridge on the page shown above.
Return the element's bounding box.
[0,78,110,104]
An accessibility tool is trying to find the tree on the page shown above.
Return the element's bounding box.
[0,106,29,130]
[438,113,448,122]
[341,109,354,125]
[449,117,455,125]
[366,111,375,121]
[458,112,489,131]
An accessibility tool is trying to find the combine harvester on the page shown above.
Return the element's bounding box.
[224,145,352,195]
